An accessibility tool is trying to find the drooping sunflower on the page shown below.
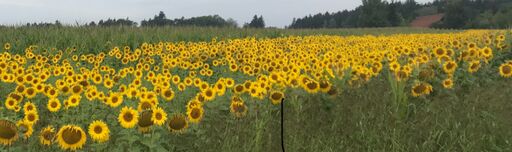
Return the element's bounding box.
[411,82,433,97]
[499,63,512,78]
[118,106,139,129]
[468,60,481,73]
[47,98,61,112]
[56,125,87,150]
[230,101,248,118]
[17,120,33,139]
[88,120,109,143]
[167,114,188,133]
[39,125,55,146]
[269,91,284,105]
[138,110,154,133]
[187,106,204,123]
[151,107,167,126]
[0,119,18,146]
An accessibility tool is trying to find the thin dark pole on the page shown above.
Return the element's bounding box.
[280,98,285,152]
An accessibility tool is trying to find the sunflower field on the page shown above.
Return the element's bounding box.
[1,28,512,151]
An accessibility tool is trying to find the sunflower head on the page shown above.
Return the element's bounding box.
[118,107,139,129]
[187,106,204,123]
[39,126,55,146]
[56,125,87,150]
[167,114,188,133]
[88,120,109,143]
[269,91,284,105]
[230,101,248,118]
[0,119,18,146]
[138,111,154,133]
[151,107,168,126]
[499,63,512,78]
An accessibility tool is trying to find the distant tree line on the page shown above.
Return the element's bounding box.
[289,0,512,29]
[140,11,239,28]
[289,0,421,28]
[17,11,265,28]
[432,0,512,29]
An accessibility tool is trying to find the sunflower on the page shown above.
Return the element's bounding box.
[168,114,188,133]
[47,98,61,112]
[5,98,18,110]
[17,120,33,139]
[319,80,332,93]
[151,107,167,126]
[224,78,235,88]
[71,85,83,95]
[269,91,284,105]
[468,60,481,73]
[56,125,87,150]
[24,87,37,99]
[107,92,123,108]
[233,84,245,94]
[118,106,139,129]
[442,78,453,89]
[161,89,175,101]
[137,100,155,112]
[443,61,457,74]
[23,101,37,113]
[499,63,512,78]
[24,111,39,125]
[0,119,18,146]
[303,80,320,94]
[3,43,10,50]
[214,82,226,96]
[201,88,216,101]
[411,82,433,97]
[187,106,204,123]
[138,110,154,133]
[389,61,400,72]
[39,126,55,146]
[433,47,446,57]
[66,94,81,108]
[88,120,109,143]
[230,101,248,118]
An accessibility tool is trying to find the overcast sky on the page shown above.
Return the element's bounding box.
[0,0,433,27]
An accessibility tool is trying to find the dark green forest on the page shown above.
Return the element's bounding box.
[290,0,512,29]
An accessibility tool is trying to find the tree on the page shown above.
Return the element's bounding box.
[244,15,265,28]
[358,0,390,27]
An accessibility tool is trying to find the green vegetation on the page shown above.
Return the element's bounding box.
[0,26,455,54]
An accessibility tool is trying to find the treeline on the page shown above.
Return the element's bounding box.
[433,0,512,29]
[140,11,238,27]
[289,0,512,29]
[17,11,265,28]
[289,0,421,28]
